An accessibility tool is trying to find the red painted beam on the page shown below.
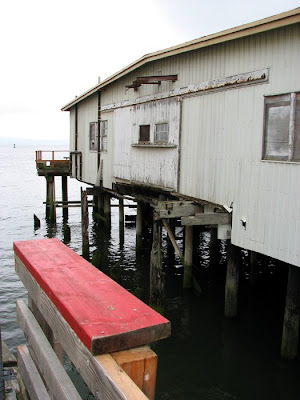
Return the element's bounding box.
[14,238,170,355]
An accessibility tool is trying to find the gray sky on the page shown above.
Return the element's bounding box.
[1,0,299,141]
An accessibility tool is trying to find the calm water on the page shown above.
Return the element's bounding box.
[1,145,300,399]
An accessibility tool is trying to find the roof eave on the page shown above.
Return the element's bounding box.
[61,7,300,112]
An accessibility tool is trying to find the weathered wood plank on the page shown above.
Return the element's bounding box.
[161,219,184,263]
[14,239,170,356]
[154,201,203,220]
[16,301,81,400]
[181,212,232,226]
[1,339,17,367]
[112,346,158,400]
[17,345,51,400]
[15,258,148,399]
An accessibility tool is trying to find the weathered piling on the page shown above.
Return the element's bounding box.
[224,242,240,318]
[183,226,193,289]
[136,202,143,250]
[119,198,124,246]
[46,176,56,222]
[249,251,259,287]
[103,193,111,228]
[150,220,164,308]
[281,264,300,359]
[61,176,68,221]
[81,188,89,258]
[33,214,41,230]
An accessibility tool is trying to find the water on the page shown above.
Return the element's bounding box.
[1,145,300,399]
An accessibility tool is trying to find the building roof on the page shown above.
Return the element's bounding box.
[61,7,300,111]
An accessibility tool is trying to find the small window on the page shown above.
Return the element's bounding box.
[139,125,150,143]
[263,93,300,161]
[154,123,168,143]
[100,120,108,152]
[89,122,98,151]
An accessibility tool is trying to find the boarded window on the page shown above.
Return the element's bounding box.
[154,123,168,143]
[139,125,150,143]
[89,122,98,151]
[100,120,108,152]
[263,93,300,161]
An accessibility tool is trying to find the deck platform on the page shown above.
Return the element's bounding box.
[14,238,170,355]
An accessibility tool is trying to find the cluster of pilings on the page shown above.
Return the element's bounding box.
[42,181,300,361]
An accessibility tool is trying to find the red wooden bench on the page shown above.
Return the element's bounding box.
[14,238,171,356]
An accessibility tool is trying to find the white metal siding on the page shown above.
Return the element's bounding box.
[179,25,300,266]
[113,98,180,189]
[77,93,98,184]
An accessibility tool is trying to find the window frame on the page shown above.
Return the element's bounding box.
[100,120,108,152]
[89,122,98,152]
[154,123,169,144]
[263,92,300,162]
[139,125,150,144]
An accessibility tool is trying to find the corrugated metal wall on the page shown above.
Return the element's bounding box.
[76,93,98,183]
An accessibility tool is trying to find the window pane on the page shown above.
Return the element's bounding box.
[100,120,108,152]
[139,125,150,142]
[293,95,300,160]
[264,102,290,159]
[89,122,98,151]
[155,123,168,143]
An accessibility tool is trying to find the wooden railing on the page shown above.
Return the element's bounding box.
[14,238,170,399]
[35,150,70,172]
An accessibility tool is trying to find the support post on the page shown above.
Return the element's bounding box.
[61,176,68,221]
[46,176,56,222]
[281,264,300,359]
[224,242,240,318]
[103,193,111,228]
[136,202,143,250]
[119,198,124,246]
[183,226,193,289]
[150,220,164,308]
[81,188,89,258]
[249,251,259,287]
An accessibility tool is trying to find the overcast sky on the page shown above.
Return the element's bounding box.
[1,0,299,142]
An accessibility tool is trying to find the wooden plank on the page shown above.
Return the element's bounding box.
[16,301,82,400]
[154,201,203,220]
[1,339,17,367]
[181,212,232,226]
[112,346,158,400]
[14,239,170,356]
[15,262,148,399]
[162,219,184,263]
[17,345,51,400]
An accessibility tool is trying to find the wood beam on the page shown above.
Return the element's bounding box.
[181,212,232,226]
[154,201,203,220]
[162,219,184,263]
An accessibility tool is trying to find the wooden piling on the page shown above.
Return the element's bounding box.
[281,264,300,359]
[150,220,164,308]
[224,242,240,318]
[46,176,56,222]
[33,214,41,229]
[249,250,259,287]
[183,226,193,289]
[136,202,143,250]
[119,198,124,246]
[103,193,111,228]
[81,188,89,258]
[61,176,68,221]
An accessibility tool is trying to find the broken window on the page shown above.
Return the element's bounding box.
[100,120,108,152]
[139,125,150,143]
[89,122,98,151]
[263,93,300,161]
[154,123,169,143]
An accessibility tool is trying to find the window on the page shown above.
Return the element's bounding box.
[154,123,168,143]
[89,122,98,151]
[263,92,300,161]
[100,120,108,152]
[139,125,150,143]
